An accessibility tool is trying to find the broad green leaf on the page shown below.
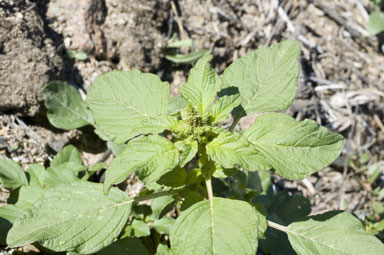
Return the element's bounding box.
[87,70,169,143]
[97,238,150,255]
[138,115,179,135]
[43,81,93,130]
[0,205,24,245]
[209,94,241,123]
[7,182,132,254]
[286,211,384,255]
[27,164,45,187]
[244,113,344,180]
[222,40,300,114]
[180,55,223,117]
[157,166,186,188]
[179,140,198,167]
[0,159,28,189]
[367,12,384,35]
[45,162,86,187]
[207,132,271,171]
[104,135,179,193]
[51,145,83,167]
[153,216,175,234]
[165,50,209,64]
[170,197,267,255]
[167,95,188,114]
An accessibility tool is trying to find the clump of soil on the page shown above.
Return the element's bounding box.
[0,0,62,116]
[102,0,169,72]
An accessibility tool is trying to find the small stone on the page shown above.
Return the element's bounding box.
[64,37,71,48]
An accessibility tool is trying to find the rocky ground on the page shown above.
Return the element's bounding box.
[1,0,384,253]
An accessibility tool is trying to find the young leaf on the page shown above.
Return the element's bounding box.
[50,145,83,167]
[43,81,93,130]
[7,182,132,254]
[27,164,45,187]
[286,211,384,255]
[122,219,151,238]
[165,50,209,64]
[212,165,237,178]
[169,198,267,255]
[149,196,175,221]
[104,135,179,193]
[89,162,106,172]
[367,12,384,35]
[87,70,170,143]
[178,140,198,167]
[97,238,151,255]
[166,37,194,48]
[153,216,175,235]
[226,171,264,200]
[167,95,188,114]
[244,113,344,180]
[179,55,223,117]
[138,115,179,135]
[209,94,241,123]
[206,132,271,171]
[222,40,300,114]
[0,159,28,189]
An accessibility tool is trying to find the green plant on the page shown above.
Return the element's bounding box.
[367,11,384,35]
[1,40,384,255]
[164,34,209,64]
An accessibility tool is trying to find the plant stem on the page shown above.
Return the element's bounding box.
[205,178,214,207]
[267,220,288,232]
[228,115,241,132]
[134,188,183,203]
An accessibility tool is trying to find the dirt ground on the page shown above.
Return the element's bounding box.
[1,0,384,253]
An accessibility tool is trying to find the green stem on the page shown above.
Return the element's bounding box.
[267,220,289,232]
[205,178,214,206]
[228,115,241,132]
[134,188,183,203]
